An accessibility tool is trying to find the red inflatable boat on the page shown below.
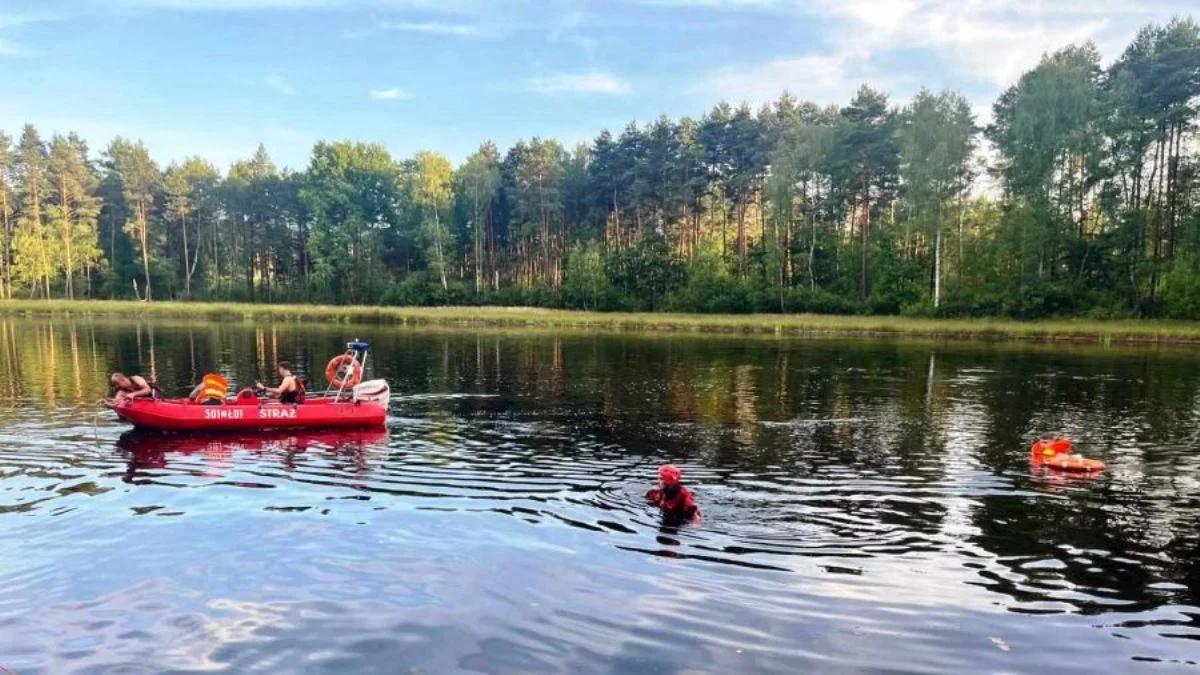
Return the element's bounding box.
[112,341,390,432]
[114,395,387,432]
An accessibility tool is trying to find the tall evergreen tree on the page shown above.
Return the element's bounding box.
[301,141,399,303]
[105,138,160,300]
[0,17,1194,316]
[47,134,102,299]
[503,138,566,287]
[456,143,502,293]
[988,44,1105,308]
[164,157,220,297]
[0,132,13,299]
[834,86,899,302]
[13,125,53,298]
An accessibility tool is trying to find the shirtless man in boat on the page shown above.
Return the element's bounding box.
[256,362,305,404]
[104,372,154,407]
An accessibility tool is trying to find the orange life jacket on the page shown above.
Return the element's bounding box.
[193,373,229,404]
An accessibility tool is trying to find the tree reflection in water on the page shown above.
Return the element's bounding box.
[0,314,1196,670]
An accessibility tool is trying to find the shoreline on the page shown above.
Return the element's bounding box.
[0,299,1198,345]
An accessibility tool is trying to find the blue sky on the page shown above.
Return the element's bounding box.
[0,0,1193,170]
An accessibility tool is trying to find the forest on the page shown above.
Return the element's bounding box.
[0,19,1198,318]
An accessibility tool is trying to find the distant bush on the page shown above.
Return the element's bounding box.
[604,236,685,311]
[381,273,438,306]
[563,242,611,310]
[667,253,749,313]
[480,283,560,309]
[1161,257,1200,319]
[784,288,865,315]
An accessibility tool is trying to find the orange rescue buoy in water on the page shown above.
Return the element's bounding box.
[1031,437,1073,457]
[1030,437,1106,473]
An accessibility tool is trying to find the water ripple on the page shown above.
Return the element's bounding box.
[0,326,1198,672]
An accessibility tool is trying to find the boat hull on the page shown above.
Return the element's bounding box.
[113,397,387,432]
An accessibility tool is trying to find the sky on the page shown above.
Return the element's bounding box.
[0,0,1194,170]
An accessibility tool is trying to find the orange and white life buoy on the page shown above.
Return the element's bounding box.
[1030,436,1105,473]
[326,354,363,389]
[1038,454,1106,473]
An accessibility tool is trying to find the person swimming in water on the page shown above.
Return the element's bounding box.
[646,464,699,520]
[256,361,305,404]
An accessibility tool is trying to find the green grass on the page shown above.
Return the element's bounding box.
[0,298,1198,344]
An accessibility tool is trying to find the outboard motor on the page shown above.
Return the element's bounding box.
[352,379,391,404]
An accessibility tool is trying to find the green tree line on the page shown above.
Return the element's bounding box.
[1,19,1198,317]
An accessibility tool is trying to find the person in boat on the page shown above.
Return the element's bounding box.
[105,372,154,407]
[256,362,306,404]
[646,464,699,520]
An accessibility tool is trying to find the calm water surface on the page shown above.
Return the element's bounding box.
[0,317,1197,673]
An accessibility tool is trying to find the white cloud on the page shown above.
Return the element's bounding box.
[524,72,631,95]
[263,75,296,95]
[695,54,868,107]
[378,21,480,36]
[345,7,596,44]
[370,87,410,101]
[814,0,1113,87]
[691,0,1196,107]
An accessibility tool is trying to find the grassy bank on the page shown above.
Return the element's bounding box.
[0,299,1197,344]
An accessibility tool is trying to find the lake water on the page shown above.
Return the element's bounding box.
[0,316,1197,673]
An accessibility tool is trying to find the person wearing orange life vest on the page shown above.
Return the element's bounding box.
[256,362,306,404]
[646,464,699,519]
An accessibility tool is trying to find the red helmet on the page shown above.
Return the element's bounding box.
[658,464,682,485]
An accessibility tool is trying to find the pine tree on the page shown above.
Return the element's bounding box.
[106,138,160,300]
[47,134,102,299]
[13,125,53,298]
[456,143,501,292]
[164,157,219,297]
[0,132,13,299]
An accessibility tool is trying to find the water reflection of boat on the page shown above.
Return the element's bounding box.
[116,428,389,468]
